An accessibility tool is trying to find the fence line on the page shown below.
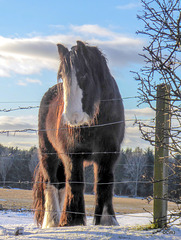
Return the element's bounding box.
[1,174,178,185]
[1,124,180,135]
[0,155,155,167]
[0,106,40,112]
[0,206,155,219]
[0,118,156,135]
[0,93,180,223]
[0,96,139,104]
[0,180,153,185]
[0,192,178,221]
[24,209,154,219]
[0,96,139,112]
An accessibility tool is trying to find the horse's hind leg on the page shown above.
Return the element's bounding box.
[42,183,60,228]
[36,139,65,228]
[93,156,119,226]
[33,164,46,227]
[42,160,65,229]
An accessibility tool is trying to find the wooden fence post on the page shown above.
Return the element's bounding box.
[153,84,171,228]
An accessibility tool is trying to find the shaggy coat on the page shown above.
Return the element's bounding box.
[33,41,125,227]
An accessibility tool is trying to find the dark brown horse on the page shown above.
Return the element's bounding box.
[33,41,125,228]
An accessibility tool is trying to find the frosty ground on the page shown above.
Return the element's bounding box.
[0,211,181,239]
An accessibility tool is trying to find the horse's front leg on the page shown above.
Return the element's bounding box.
[59,156,86,226]
[93,157,119,226]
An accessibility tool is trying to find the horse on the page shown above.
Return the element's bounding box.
[33,41,125,228]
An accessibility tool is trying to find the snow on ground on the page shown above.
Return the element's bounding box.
[0,211,181,239]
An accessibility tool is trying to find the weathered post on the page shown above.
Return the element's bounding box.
[153,84,170,228]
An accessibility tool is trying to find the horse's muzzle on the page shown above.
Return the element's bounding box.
[62,111,90,126]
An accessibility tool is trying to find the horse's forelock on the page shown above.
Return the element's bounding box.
[71,44,99,73]
[58,42,114,125]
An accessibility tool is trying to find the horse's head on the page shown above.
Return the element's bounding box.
[57,41,102,126]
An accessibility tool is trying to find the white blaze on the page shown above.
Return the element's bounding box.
[63,65,90,126]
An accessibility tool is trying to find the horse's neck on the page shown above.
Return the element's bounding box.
[100,76,120,100]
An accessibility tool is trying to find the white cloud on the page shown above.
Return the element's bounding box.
[17,78,42,86]
[0,115,38,149]
[0,24,144,77]
[26,78,42,85]
[71,24,114,38]
[123,121,152,150]
[0,36,59,77]
[125,107,155,119]
[120,107,155,149]
[0,115,38,130]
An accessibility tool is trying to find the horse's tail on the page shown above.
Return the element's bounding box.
[33,163,46,227]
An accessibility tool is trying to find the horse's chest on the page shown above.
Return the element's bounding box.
[59,127,93,150]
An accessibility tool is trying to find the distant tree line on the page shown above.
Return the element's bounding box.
[0,144,38,190]
[0,144,180,199]
[85,147,155,198]
[85,147,181,199]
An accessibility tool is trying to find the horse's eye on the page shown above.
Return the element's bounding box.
[58,78,63,83]
[80,74,87,81]
[80,75,86,81]
[57,71,63,82]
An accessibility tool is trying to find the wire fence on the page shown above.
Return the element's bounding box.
[0,118,155,135]
[0,94,180,227]
[0,180,153,185]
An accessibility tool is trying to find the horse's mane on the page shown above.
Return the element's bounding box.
[57,41,115,93]
[71,42,114,89]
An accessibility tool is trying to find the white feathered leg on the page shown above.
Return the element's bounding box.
[42,184,60,228]
[59,188,65,212]
[100,206,119,226]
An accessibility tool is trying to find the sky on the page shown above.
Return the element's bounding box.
[0,0,155,150]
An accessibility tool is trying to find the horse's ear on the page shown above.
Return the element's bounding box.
[77,41,86,50]
[57,44,68,60]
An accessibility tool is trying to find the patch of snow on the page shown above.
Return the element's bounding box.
[0,211,181,239]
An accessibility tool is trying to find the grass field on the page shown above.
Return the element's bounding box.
[0,188,178,215]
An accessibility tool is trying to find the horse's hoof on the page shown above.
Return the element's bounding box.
[59,217,86,227]
[94,216,119,226]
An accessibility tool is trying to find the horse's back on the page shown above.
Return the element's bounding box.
[39,83,63,129]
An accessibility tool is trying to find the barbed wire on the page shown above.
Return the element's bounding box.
[1,174,180,186]
[0,155,155,167]
[0,95,180,113]
[0,205,155,219]
[0,106,40,112]
[0,180,152,185]
[1,205,179,225]
[0,188,179,221]
[0,118,155,135]
[28,209,154,219]
[0,96,139,113]
[0,96,139,104]
[1,120,181,136]
[0,95,180,210]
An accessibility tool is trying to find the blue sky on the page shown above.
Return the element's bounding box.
[0,0,154,149]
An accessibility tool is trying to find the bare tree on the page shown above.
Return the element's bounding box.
[28,148,39,177]
[134,0,181,156]
[124,148,147,197]
[0,149,14,186]
[133,0,181,225]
